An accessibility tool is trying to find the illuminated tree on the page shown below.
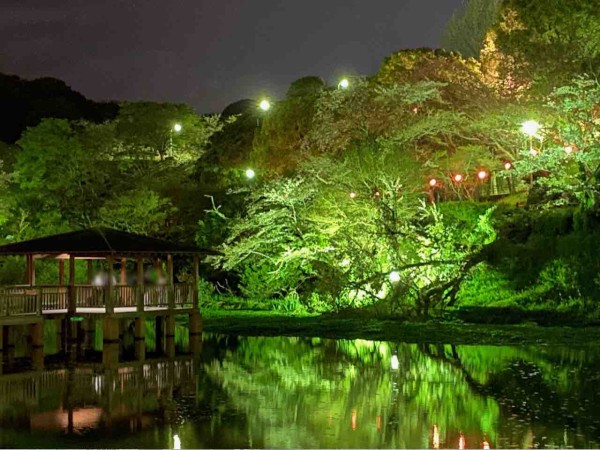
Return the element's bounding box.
[441,0,503,58]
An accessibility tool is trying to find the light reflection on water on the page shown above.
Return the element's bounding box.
[1,334,600,448]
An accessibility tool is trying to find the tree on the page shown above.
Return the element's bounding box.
[441,0,503,58]
[115,101,228,162]
[97,188,177,235]
[510,77,600,209]
[493,0,600,93]
[251,76,326,176]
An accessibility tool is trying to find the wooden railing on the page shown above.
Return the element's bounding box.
[0,286,39,316]
[144,285,169,308]
[0,283,196,318]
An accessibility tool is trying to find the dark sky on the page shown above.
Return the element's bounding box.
[1,0,462,114]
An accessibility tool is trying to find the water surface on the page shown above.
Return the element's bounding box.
[1,335,599,448]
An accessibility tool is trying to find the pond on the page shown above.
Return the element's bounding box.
[0,334,599,448]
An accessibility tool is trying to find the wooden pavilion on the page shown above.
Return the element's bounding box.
[0,228,210,365]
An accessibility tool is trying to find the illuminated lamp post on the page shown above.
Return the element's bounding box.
[168,123,182,157]
[477,169,488,200]
[428,178,440,203]
[521,120,541,186]
[504,161,515,193]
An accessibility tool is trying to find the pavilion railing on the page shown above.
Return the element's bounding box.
[0,283,196,317]
[0,286,39,317]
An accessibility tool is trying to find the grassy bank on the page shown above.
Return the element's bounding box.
[201,309,600,346]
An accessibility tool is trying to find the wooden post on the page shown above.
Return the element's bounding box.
[120,258,127,285]
[166,315,175,358]
[26,255,32,285]
[136,256,144,313]
[106,256,114,314]
[102,317,119,366]
[31,256,36,286]
[68,254,76,315]
[167,255,174,311]
[59,259,65,286]
[192,255,199,310]
[134,317,145,361]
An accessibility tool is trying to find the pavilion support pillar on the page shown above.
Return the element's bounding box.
[136,257,144,313]
[26,255,36,286]
[2,326,14,367]
[167,255,174,311]
[189,311,202,357]
[166,315,175,358]
[29,322,44,370]
[120,258,127,285]
[84,318,95,351]
[58,259,65,286]
[134,317,145,361]
[67,254,76,315]
[106,256,114,314]
[102,317,119,367]
[192,255,200,310]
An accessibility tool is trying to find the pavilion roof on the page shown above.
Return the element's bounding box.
[0,228,214,257]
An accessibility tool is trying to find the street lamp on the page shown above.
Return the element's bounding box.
[259,99,271,111]
[245,168,256,179]
[168,123,182,157]
[338,78,350,89]
[521,120,541,137]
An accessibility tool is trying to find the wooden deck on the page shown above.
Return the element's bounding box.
[0,283,196,323]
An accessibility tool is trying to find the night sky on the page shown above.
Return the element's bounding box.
[1,0,463,113]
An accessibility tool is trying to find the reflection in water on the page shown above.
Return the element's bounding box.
[0,335,600,448]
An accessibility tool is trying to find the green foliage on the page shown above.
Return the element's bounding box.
[441,0,503,58]
[97,189,177,234]
[494,0,600,92]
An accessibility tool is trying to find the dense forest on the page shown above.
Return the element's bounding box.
[0,0,598,320]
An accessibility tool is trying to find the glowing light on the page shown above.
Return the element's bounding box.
[389,271,401,283]
[391,353,399,370]
[478,170,488,180]
[173,123,182,132]
[245,168,256,179]
[173,434,181,450]
[259,99,271,111]
[504,161,512,170]
[521,120,541,137]
[529,147,539,156]
[433,425,440,449]
[459,434,466,450]
[338,78,350,89]
[565,145,574,154]
[429,178,437,187]
[349,192,357,199]
[454,174,464,183]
